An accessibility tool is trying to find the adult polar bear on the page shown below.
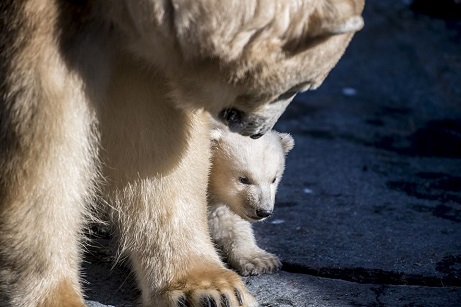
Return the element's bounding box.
[0,0,364,306]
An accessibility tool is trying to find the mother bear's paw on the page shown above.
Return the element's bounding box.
[158,265,257,307]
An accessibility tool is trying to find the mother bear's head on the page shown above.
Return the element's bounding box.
[108,0,364,138]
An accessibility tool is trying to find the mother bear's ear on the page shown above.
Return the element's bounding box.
[314,0,365,36]
[276,132,295,155]
[317,15,364,37]
[284,0,364,53]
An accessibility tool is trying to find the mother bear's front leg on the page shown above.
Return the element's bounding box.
[108,172,255,307]
[99,61,256,306]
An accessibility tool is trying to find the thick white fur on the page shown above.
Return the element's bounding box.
[0,0,364,306]
[208,128,294,276]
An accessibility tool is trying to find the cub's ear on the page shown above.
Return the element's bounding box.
[276,132,295,155]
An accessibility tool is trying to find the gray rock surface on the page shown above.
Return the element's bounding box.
[245,271,461,307]
[86,301,114,307]
[85,1,461,306]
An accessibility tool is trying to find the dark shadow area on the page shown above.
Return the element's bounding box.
[281,261,461,287]
[411,0,461,20]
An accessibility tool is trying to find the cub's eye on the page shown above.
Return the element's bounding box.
[272,177,277,184]
[239,177,251,185]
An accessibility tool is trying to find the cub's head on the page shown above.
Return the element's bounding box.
[111,0,364,138]
[208,126,294,221]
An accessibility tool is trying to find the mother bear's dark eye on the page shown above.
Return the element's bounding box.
[274,81,313,102]
[239,177,251,185]
[275,91,297,102]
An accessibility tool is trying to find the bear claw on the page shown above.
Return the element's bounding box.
[234,289,243,306]
[177,296,190,307]
[220,294,230,307]
[200,296,217,307]
[175,290,245,307]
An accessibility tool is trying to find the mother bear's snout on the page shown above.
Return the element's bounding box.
[218,108,268,138]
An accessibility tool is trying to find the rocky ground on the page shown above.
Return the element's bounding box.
[85,1,461,306]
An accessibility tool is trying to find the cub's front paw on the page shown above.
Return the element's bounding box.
[230,249,281,276]
[161,265,257,307]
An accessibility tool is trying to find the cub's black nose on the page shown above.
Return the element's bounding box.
[255,208,273,218]
[250,133,263,139]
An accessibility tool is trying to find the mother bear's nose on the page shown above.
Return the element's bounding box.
[255,208,273,219]
[219,108,243,126]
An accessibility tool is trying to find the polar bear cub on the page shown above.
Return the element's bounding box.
[208,126,294,276]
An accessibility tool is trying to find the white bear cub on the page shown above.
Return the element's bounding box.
[208,125,294,276]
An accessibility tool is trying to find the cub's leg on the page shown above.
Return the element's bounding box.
[0,52,97,306]
[208,205,282,276]
[100,59,256,307]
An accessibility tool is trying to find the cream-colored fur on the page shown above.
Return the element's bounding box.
[208,127,294,276]
[0,0,364,306]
